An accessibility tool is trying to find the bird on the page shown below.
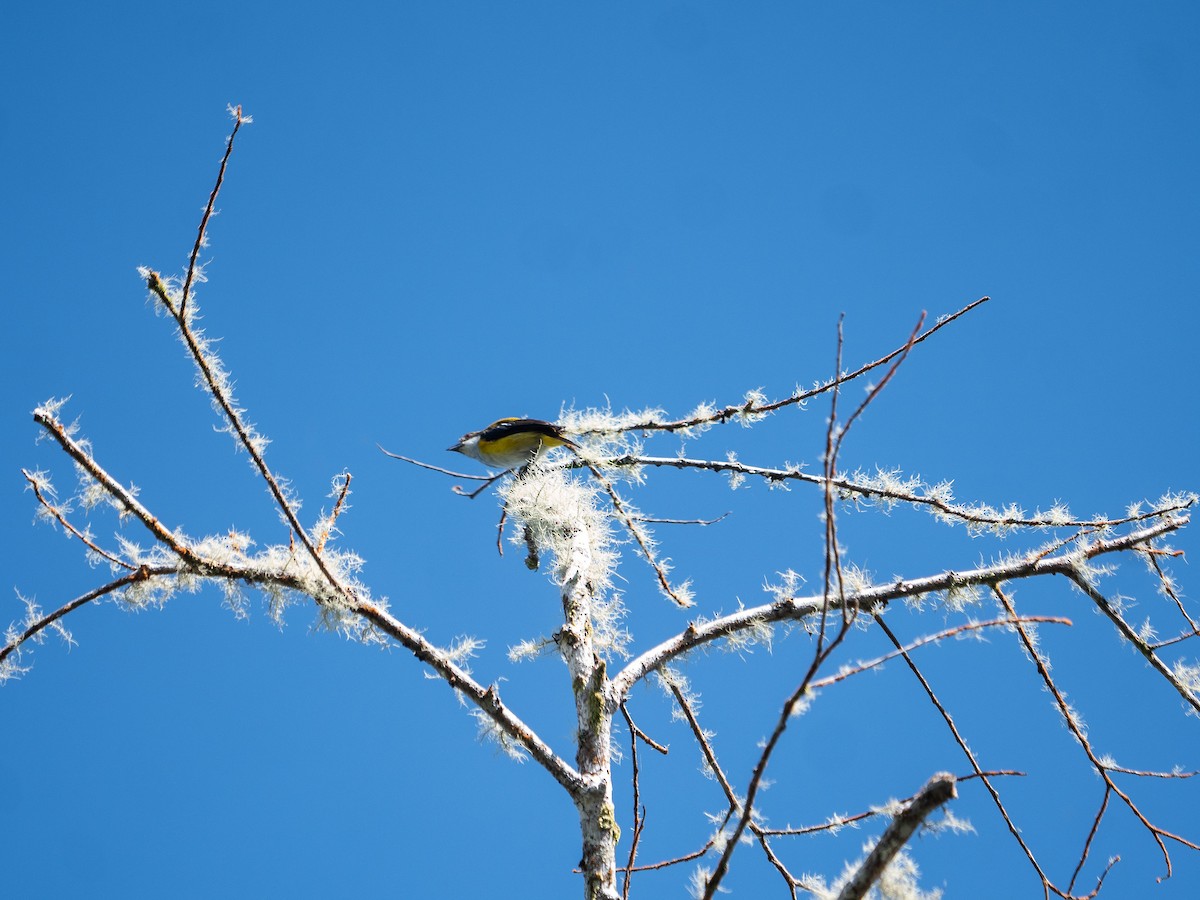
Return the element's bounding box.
[448,418,579,470]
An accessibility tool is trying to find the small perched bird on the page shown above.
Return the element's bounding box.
[448,417,579,470]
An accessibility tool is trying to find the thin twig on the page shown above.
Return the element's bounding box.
[453,474,507,499]
[620,838,720,873]
[819,314,846,646]
[585,460,692,607]
[378,445,494,481]
[580,297,989,437]
[1104,764,1198,779]
[620,703,648,900]
[808,615,1073,691]
[1067,573,1200,716]
[759,770,1024,837]
[831,311,926,465]
[667,680,740,811]
[624,709,669,756]
[581,456,1194,533]
[316,471,352,554]
[1142,545,1198,633]
[1,567,170,667]
[666,677,799,896]
[872,613,1062,898]
[630,512,730,526]
[1069,788,1112,896]
[22,469,135,570]
[496,508,508,557]
[180,105,248,320]
[1149,628,1200,652]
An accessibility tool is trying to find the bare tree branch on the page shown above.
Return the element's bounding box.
[609,515,1187,703]
[759,770,1025,837]
[585,460,693,607]
[378,444,495,481]
[584,454,1193,533]
[22,468,136,571]
[664,677,799,896]
[316,471,352,554]
[2,567,172,671]
[180,104,248,320]
[1068,572,1200,716]
[808,616,1073,690]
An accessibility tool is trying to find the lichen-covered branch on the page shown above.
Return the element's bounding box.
[610,515,1187,704]
[835,773,957,900]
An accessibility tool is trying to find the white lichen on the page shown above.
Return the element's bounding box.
[501,464,629,658]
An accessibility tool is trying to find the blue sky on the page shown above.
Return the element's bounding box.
[2,3,1198,897]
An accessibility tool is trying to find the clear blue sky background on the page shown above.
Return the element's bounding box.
[2,4,1198,898]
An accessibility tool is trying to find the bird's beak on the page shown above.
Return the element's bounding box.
[447,440,464,453]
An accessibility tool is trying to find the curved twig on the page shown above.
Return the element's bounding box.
[2,567,172,668]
